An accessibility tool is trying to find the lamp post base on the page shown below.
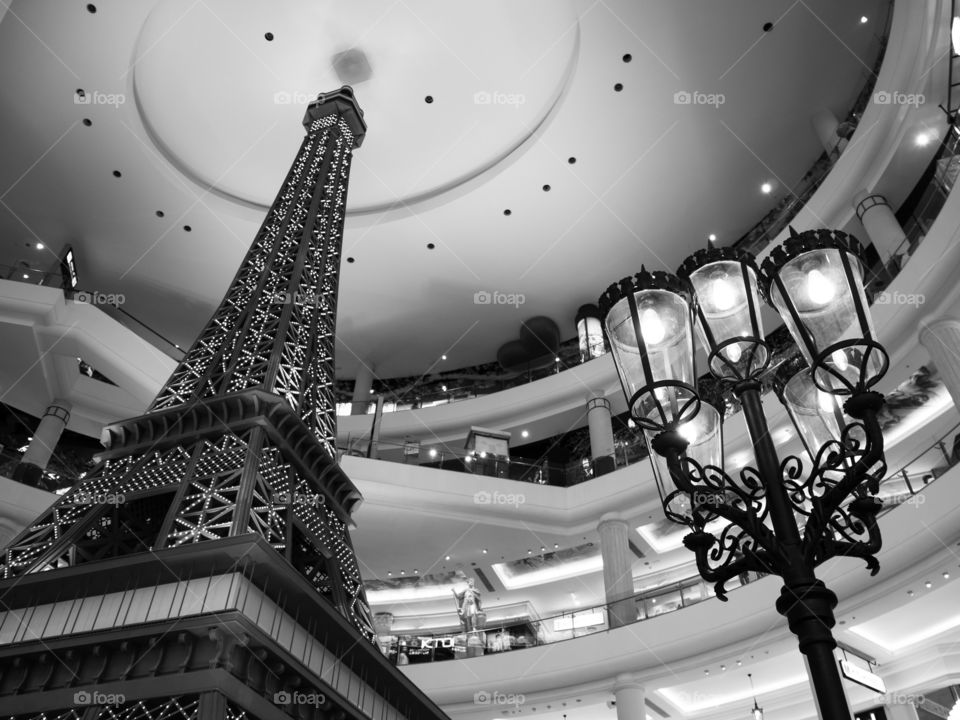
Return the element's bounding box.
[776,580,851,719]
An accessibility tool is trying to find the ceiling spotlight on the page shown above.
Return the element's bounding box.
[387,571,392,576]
[445,555,450,561]
[925,580,933,588]
[540,546,545,552]
[860,15,868,24]
[35,242,44,250]
[441,354,447,360]
[482,548,488,554]
[555,356,561,362]
[441,385,447,391]
[527,549,533,554]
[22,273,29,279]
[413,569,419,574]
[708,233,717,242]
[428,448,437,458]
[521,430,529,438]
[400,570,405,575]
[916,132,933,147]
[704,669,710,675]
[721,665,727,671]
[944,571,951,579]
[761,182,773,194]
[369,388,374,394]
[907,590,915,596]
[554,543,559,548]
[737,660,743,667]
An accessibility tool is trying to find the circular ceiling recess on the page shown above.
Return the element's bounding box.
[133,0,579,215]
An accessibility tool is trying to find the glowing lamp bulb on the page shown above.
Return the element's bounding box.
[831,349,849,371]
[817,390,835,413]
[725,343,742,363]
[678,422,698,445]
[710,277,737,312]
[953,16,960,54]
[640,308,665,345]
[806,268,836,305]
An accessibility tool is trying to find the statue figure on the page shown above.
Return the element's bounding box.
[452,578,483,634]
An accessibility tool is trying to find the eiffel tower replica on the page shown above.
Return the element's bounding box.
[0,87,448,720]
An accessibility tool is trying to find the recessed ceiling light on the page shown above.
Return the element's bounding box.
[555,357,561,362]
[441,385,447,391]
[907,590,915,596]
[445,555,450,561]
[86,3,97,13]
[155,210,165,217]
[503,209,512,216]
[614,83,623,92]
[387,571,392,576]
[347,257,355,263]
[622,54,632,63]
[112,170,122,178]
[527,549,533,554]
[82,118,92,127]
[860,16,868,24]
[183,225,192,232]
[521,430,529,438]
[22,273,29,279]
[915,132,933,147]
[540,546,545,552]
[400,570,405,575]
[35,242,44,250]
[424,95,434,104]
[762,22,773,32]
[708,233,717,242]
[568,157,577,164]
[427,242,435,249]
[761,182,773,194]
[264,32,274,41]
[944,572,951,579]
[482,548,488,554]
[542,184,551,192]
[925,581,933,588]
[441,354,447,360]
[428,448,437,457]
[554,543,559,548]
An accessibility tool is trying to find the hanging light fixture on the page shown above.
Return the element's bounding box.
[748,673,764,720]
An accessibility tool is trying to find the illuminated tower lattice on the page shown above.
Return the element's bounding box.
[0,88,448,720]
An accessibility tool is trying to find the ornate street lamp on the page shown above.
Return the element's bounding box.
[599,229,888,720]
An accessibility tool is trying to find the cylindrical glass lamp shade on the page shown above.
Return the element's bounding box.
[762,229,887,394]
[678,247,768,380]
[599,268,699,431]
[645,400,725,526]
[575,304,606,362]
[773,356,865,464]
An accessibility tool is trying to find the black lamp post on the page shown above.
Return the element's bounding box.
[598,230,888,720]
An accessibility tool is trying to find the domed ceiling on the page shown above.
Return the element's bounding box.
[0,0,888,378]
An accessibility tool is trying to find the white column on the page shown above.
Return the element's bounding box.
[919,317,960,411]
[351,363,374,415]
[598,513,636,628]
[854,190,909,265]
[21,401,71,470]
[15,400,71,488]
[587,395,616,475]
[811,108,841,156]
[613,673,646,720]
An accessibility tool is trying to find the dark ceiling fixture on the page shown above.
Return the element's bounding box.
[155,210,165,218]
[622,53,632,62]
[183,225,192,232]
[763,22,774,32]
[86,3,96,13]
[614,83,624,92]
[424,96,434,104]
[600,228,888,719]
[264,32,274,41]
[542,184,551,192]
[346,257,355,263]
[82,118,92,127]
[426,243,435,249]
[112,170,122,178]
[503,209,512,216]
[568,157,577,164]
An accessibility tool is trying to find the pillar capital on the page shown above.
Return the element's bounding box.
[919,315,960,338]
[854,191,890,221]
[598,512,628,530]
[613,672,644,693]
[587,395,611,412]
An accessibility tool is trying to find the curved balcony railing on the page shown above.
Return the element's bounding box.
[373,420,960,664]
